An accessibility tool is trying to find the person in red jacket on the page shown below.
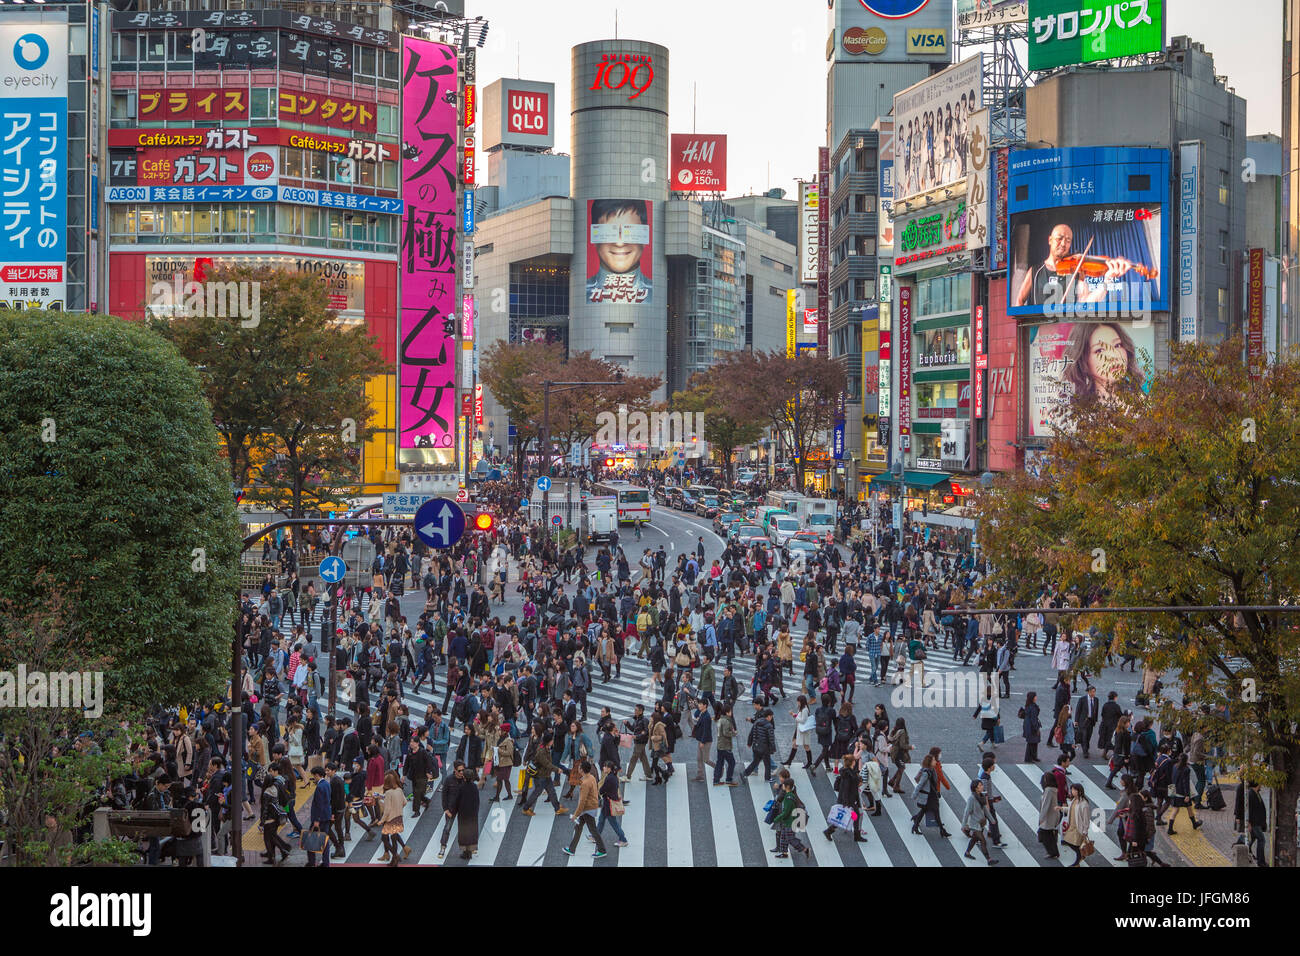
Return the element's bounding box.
[1051,753,1072,806]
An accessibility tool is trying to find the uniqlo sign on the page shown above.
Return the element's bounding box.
[670,134,727,192]
[507,89,549,136]
[0,22,68,310]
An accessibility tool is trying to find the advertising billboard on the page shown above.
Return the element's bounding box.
[818,147,830,352]
[0,22,68,310]
[1027,0,1165,71]
[139,86,250,123]
[146,254,365,315]
[586,199,653,305]
[1007,147,1170,318]
[111,147,278,187]
[898,286,912,442]
[482,79,555,152]
[277,90,377,133]
[1177,141,1200,342]
[957,0,1029,30]
[832,0,957,65]
[799,181,820,283]
[786,290,798,357]
[965,108,991,252]
[670,134,727,192]
[398,37,459,462]
[1026,320,1155,437]
[1247,248,1264,381]
[893,55,984,204]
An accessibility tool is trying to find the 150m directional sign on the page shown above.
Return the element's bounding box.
[414,497,466,550]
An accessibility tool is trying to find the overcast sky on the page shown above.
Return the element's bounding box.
[467,0,1281,199]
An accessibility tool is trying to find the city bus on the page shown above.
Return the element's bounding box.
[592,481,651,525]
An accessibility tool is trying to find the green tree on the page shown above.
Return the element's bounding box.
[670,374,764,486]
[0,586,137,866]
[156,268,386,518]
[974,338,1300,866]
[480,340,564,476]
[0,310,240,706]
[714,350,845,489]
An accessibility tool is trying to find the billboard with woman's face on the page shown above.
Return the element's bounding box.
[1027,321,1155,437]
[586,198,653,305]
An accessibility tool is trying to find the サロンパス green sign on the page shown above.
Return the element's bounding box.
[1027,0,1164,71]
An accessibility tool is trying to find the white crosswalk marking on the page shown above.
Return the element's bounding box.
[705,778,745,866]
[664,766,693,866]
[743,774,793,867]
[946,763,1039,867]
[785,767,836,865]
[618,776,647,867]
[879,782,943,866]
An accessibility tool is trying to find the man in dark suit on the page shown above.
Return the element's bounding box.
[326,762,347,855]
[1074,685,1100,758]
[1098,691,1124,758]
[306,766,333,867]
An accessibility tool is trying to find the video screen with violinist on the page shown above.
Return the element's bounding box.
[1005,146,1170,319]
[1008,202,1165,318]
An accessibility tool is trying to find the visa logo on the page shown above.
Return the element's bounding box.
[907,29,947,54]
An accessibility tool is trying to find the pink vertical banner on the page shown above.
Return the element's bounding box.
[399,37,459,455]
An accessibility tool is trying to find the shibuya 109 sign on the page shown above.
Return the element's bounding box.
[590,52,655,100]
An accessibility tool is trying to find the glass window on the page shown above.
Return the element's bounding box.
[252,205,274,239]
[137,206,161,234]
[109,206,134,235]
[379,159,397,190]
[282,149,303,178]
[357,158,375,186]
[304,208,321,237]
[110,91,135,122]
[357,46,377,78]
[307,150,327,181]
[377,104,398,137]
[143,31,167,62]
[193,206,218,241]
[251,88,273,121]
[113,31,138,63]
[169,207,192,237]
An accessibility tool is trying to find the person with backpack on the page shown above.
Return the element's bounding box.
[961,778,998,864]
[741,708,777,781]
[1148,743,1176,825]
[771,777,811,860]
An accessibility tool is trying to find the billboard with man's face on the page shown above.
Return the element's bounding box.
[1007,147,1170,318]
[586,199,653,305]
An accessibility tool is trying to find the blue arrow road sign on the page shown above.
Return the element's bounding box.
[520,498,530,508]
[319,555,347,583]
[414,498,466,549]
[536,476,552,492]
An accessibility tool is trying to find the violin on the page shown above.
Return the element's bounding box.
[1053,254,1158,281]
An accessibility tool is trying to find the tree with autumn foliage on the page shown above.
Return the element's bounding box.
[709,350,846,489]
[973,337,1300,866]
[669,374,764,486]
[155,267,386,517]
[480,343,660,470]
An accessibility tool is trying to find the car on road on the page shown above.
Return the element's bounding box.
[678,490,698,512]
[730,523,766,546]
[735,468,758,486]
[713,511,742,536]
[783,536,820,565]
[695,495,722,519]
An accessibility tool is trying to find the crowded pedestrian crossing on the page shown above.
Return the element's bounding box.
[327,756,1123,867]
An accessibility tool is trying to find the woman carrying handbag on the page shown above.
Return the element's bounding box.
[1061,782,1093,867]
[378,770,410,865]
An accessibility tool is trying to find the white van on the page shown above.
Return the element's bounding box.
[767,513,802,548]
[757,506,791,534]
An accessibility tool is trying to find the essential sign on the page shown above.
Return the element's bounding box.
[1027,0,1165,71]
[414,497,466,549]
[1178,141,1200,342]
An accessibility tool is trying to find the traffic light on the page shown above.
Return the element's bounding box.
[473,512,494,532]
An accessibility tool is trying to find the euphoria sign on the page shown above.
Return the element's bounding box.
[590,52,654,100]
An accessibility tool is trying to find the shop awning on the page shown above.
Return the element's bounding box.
[902,471,952,489]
